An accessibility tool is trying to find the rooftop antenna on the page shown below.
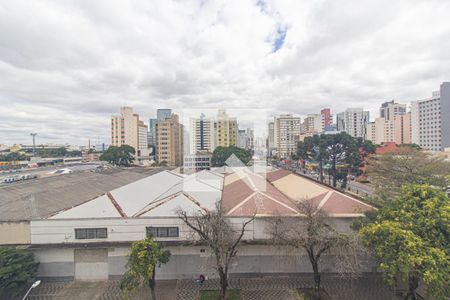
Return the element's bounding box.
[30,133,37,155]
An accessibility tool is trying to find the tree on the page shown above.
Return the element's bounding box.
[120,238,171,300]
[211,146,252,167]
[178,203,254,300]
[297,135,327,183]
[268,199,365,295]
[359,185,450,300]
[298,133,363,187]
[0,248,39,298]
[37,147,67,157]
[366,146,450,201]
[324,133,361,187]
[100,145,136,166]
[0,152,29,162]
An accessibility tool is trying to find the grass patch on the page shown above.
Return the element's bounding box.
[200,289,241,300]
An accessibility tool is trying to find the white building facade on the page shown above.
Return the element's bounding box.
[336,108,370,140]
[274,115,301,158]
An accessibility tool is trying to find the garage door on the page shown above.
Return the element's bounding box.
[74,248,108,281]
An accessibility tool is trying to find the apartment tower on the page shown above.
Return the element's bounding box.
[155,114,184,166]
[111,106,148,154]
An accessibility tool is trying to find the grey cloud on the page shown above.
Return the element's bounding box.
[0,0,449,145]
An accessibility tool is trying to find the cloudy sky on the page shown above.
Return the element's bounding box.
[1,0,449,145]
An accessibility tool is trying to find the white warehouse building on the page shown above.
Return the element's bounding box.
[29,168,375,281]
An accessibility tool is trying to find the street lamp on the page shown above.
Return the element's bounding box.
[22,280,41,300]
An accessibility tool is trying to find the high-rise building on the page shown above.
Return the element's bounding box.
[111,107,148,154]
[237,128,254,150]
[336,108,370,139]
[155,114,184,166]
[367,101,411,145]
[303,114,322,134]
[440,82,450,151]
[148,118,157,146]
[274,114,301,158]
[216,110,237,147]
[380,100,407,121]
[157,109,172,121]
[267,121,275,151]
[367,118,386,145]
[411,82,450,151]
[320,108,333,130]
[189,114,216,154]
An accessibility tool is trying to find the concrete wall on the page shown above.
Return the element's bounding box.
[31,217,355,245]
[33,245,376,280]
[33,248,74,280]
[0,221,31,245]
[74,249,108,281]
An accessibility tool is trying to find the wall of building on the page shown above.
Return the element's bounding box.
[440,82,450,150]
[33,244,375,280]
[0,221,31,244]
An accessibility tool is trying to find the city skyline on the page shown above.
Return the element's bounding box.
[1,0,450,145]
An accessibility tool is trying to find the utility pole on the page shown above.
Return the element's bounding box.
[30,133,37,156]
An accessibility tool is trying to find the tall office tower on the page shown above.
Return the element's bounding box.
[189,113,216,154]
[380,100,407,121]
[267,121,275,151]
[237,128,254,150]
[155,114,184,166]
[320,108,333,130]
[111,107,148,154]
[336,108,370,139]
[411,82,450,151]
[157,109,172,121]
[148,118,157,146]
[274,114,301,158]
[303,114,322,133]
[216,109,238,147]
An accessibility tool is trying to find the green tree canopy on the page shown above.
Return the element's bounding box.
[211,146,252,167]
[359,185,450,300]
[297,133,365,187]
[0,248,39,298]
[100,145,136,166]
[366,146,450,201]
[120,238,171,300]
[0,152,29,162]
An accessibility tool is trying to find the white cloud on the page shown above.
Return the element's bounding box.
[0,0,449,145]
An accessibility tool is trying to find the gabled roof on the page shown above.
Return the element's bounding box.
[266,169,374,217]
[49,170,223,219]
[222,169,298,217]
[0,167,166,221]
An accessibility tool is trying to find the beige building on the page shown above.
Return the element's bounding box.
[274,114,301,158]
[367,114,411,145]
[111,107,148,154]
[216,110,237,147]
[155,114,184,166]
[303,114,322,134]
[367,118,385,144]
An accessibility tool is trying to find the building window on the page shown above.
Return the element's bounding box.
[75,228,107,239]
[146,226,179,238]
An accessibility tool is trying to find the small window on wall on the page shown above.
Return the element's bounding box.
[146,226,179,238]
[75,228,107,239]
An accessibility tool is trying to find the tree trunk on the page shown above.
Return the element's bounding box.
[149,270,156,300]
[219,271,228,300]
[332,159,337,187]
[404,274,419,300]
[312,261,321,292]
[319,160,324,183]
